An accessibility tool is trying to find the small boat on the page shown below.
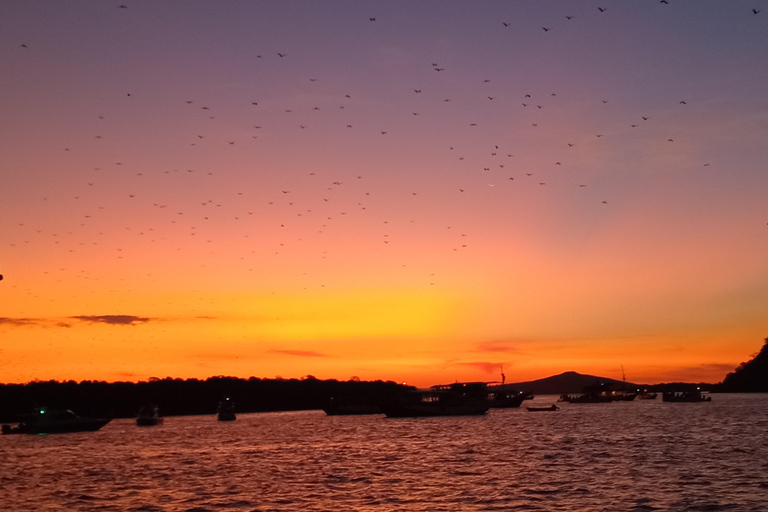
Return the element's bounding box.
[382,382,489,418]
[662,390,711,402]
[136,404,164,426]
[217,397,236,421]
[1,407,111,435]
[526,404,559,412]
[323,397,382,415]
[638,390,657,400]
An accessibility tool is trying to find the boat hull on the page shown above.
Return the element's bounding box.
[526,405,559,412]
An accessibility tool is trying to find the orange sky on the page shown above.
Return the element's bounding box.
[1,1,767,387]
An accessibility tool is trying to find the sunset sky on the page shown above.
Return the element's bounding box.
[1,1,767,387]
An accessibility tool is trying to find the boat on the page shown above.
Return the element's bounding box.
[136,404,164,426]
[487,385,526,408]
[323,396,382,415]
[638,390,658,400]
[558,379,637,403]
[486,367,526,408]
[559,393,613,403]
[382,382,490,418]
[662,389,711,402]
[1,407,111,435]
[526,404,559,412]
[609,391,638,401]
[217,397,236,421]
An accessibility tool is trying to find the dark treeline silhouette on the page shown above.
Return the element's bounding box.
[714,337,768,392]
[0,376,411,423]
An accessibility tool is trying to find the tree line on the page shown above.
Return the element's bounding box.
[0,376,411,422]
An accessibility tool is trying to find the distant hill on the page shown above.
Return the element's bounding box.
[507,371,637,395]
[718,337,768,392]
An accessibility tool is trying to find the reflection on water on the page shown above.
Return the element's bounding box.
[2,394,768,511]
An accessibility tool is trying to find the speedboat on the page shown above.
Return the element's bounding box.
[136,404,164,426]
[382,382,489,418]
[1,407,111,435]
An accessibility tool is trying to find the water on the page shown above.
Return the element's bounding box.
[2,394,768,511]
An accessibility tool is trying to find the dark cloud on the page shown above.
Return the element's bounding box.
[271,349,328,358]
[70,315,150,325]
[0,317,39,327]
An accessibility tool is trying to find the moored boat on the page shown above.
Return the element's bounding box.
[382,382,489,418]
[487,366,527,408]
[487,385,526,408]
[559,393,613,404]
[136,404,164,426]
[217,397,236,421]
[609,391,638,401]
[526,404,559,412]
[1,407,111,435]
[662,389,711,402]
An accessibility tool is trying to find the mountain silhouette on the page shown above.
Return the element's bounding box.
[718,337,768,392]
[508,371,636,395]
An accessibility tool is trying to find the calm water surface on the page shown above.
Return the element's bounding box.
[2,394,767,511]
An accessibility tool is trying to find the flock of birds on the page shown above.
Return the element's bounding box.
[3,2,765,306]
